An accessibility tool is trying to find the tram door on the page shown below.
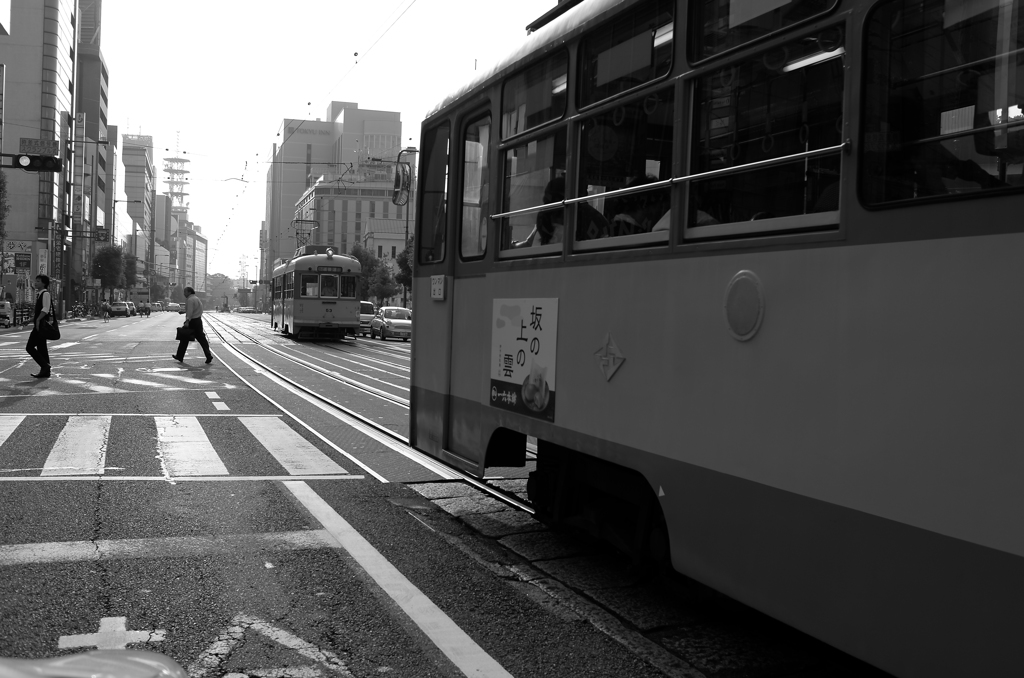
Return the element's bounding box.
[411,122,455,462]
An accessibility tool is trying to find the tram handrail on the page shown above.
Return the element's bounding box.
[488,140,850,221]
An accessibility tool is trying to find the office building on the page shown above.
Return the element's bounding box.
[261,101,409,294]
[0,0,79,307]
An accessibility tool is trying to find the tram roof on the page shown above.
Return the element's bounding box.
[273,245,361,275]
[425,0,625,120]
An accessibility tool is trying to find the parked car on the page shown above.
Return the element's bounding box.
[164,302,181,313]
[151,302,164,312]
[370,306,412,341]
[109,301,130,317]
[0,300,11,328]
[359,301,376,336]
[126,301,137,316]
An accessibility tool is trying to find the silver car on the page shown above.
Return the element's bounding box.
[370,306,412,341]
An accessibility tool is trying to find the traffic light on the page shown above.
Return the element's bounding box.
[16,155,62,173]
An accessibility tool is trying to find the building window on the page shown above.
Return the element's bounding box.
[391,246,396,258]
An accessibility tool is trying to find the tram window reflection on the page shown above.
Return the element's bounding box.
[689,28,845,229]
[575,87,673,248]
[419,123,450,265]
[499,128,567,253]
[861,0,1023,205]
[320,275,338,298]
[300,274,319,297]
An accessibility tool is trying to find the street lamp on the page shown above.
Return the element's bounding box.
[396,147,417,308]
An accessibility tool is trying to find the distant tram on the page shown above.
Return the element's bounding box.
[408,0,1024,676]
[270,245,361,340]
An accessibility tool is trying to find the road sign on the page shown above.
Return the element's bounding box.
[19,138,60,156]
[96,229,109,241]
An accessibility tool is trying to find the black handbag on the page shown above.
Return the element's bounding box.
[41,297,60,341]
[175,325,196,342]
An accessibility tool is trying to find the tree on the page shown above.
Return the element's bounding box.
[171,284,185,303]
[395,236,413,293]
[349,244,379,301]
[151,282,166,301]
[90,245,124,300]
[369,265,399,305]
[123,256,138,290]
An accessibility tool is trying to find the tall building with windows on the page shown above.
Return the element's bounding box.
[73,0,111,307]
[261,101,407,290]
[0,0,79,306]
[121,134,154,260]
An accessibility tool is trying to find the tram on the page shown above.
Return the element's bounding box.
[270,245,361,339]
[408,0,1024,675]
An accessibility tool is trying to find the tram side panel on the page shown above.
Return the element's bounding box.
[434,228,1024,677]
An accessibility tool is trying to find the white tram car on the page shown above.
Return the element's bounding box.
[408,0,1024,675]
[270,245,361,340]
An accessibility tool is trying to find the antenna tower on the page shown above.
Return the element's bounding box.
[163,132,190,221]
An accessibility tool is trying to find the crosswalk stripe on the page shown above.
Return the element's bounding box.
[0,416,25,445]
[154,416,228,476]
[240,417,347,475]
[41,416,111,476]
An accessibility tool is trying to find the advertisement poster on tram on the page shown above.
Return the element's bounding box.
[490,298,558,421]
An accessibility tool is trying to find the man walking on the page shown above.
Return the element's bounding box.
[171,286,213,364]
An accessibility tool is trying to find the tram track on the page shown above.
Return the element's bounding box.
[205,315,534,514]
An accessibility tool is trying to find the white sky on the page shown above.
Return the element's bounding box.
[101,0,556,278]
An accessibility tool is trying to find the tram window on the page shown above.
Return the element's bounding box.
[461,115,491,260]
[299,274,319,297]
[690,0,836,62]
[338,276,357,298]
[419,123,450,265]
[284,273,294,297]
[688,28,845,235]
[498,128,567,254]
[576,87,673,249]
[501,52,568,139]
[580,0,674,108]
[320,274,338,298]
[861,0,1024,205]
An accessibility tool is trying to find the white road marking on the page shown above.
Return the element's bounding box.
[42,415,111,476]
[205,391,219,399]
[188,614,352,678]
[48,342,80,350]
[82,334,98,340]
[0,474,361,482]
[0,530,336,565]
[58,616,166,650]
[149,373,215,385]
[211,350,389,483]
[213,402,230,411]
[240,417,346,475]
[154,416,228,477]
[0,415,25,446]
[285,482,513,678]
[120,378,183,388]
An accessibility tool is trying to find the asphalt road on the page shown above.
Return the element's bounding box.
[0,311,671,678]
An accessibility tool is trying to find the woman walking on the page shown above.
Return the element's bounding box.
[26,274,53,378]
[171,286,213,364]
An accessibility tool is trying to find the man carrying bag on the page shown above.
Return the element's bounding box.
[171,286,213,364]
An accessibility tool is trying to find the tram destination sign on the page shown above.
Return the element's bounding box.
[490,298,558,422]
